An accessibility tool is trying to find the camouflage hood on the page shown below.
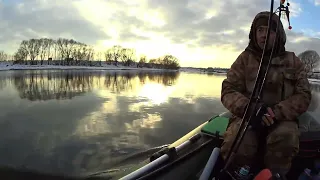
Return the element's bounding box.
[245,11,287,58]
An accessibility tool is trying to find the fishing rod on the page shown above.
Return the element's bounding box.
[219,0,292,178]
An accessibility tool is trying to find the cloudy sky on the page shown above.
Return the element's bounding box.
[0,0,319,68]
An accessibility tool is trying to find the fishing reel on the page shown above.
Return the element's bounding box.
[274,0,292,30]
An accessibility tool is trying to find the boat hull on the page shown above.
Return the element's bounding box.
[114,111,320,180]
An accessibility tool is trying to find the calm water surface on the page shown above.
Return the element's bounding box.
[0,70,319,176]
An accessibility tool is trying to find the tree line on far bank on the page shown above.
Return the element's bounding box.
[0,38,180,70]
[0,37,319,72]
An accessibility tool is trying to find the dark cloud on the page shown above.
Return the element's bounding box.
[0,0,319,59]
[138,0,269,47]
[0,0,110,52]
[138,0,320,54]
[287,36,320,55]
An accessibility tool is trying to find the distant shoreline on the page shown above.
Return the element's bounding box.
[0,65,319,83]
[0,64,178,72]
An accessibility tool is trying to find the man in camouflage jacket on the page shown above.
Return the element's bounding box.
[220,11,312,176]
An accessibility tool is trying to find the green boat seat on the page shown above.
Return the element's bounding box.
[200,111,320,139]
[200,115,230,139]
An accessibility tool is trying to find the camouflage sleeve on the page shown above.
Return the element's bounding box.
[273,55,312,121]
[221,53,250,118]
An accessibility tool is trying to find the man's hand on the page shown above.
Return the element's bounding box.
[261,107,275,126]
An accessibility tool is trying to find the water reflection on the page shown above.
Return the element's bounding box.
[0,70,319,176]
[0,70,228,176]
[9,70,180,101]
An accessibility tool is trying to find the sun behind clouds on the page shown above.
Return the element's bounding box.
[0,0,319,68]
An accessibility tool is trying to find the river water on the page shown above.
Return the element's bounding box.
[0,70,319,176]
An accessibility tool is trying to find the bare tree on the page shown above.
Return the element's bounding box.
[138,55,147,67]
[5,53,14,61]
[46,38,55,59]
[104,49,113,64]
[104,46,136,66]
[45,39,56,65]
[140,55,147,62]
[39,38,50,61]
[56,38,77,60]
[298,50,320,75]
[20,39,41,64]
[13,47,28,61]
[110,45,123,66]
[120,48,136,66]
[86,46,95,61]
[149,58,157,64]
[158,55,180,69]
[0,51,8,61]
[52,39,59,60]
[72,43,88,61]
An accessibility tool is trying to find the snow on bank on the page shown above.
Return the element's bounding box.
[179,67,228,75]
[0,64,177,72]
[309,78,320,83]
[1,64,319,85]
[179,67,203,73]
[309,78,320,85]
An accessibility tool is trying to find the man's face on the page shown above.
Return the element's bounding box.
[255,25,277,50]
